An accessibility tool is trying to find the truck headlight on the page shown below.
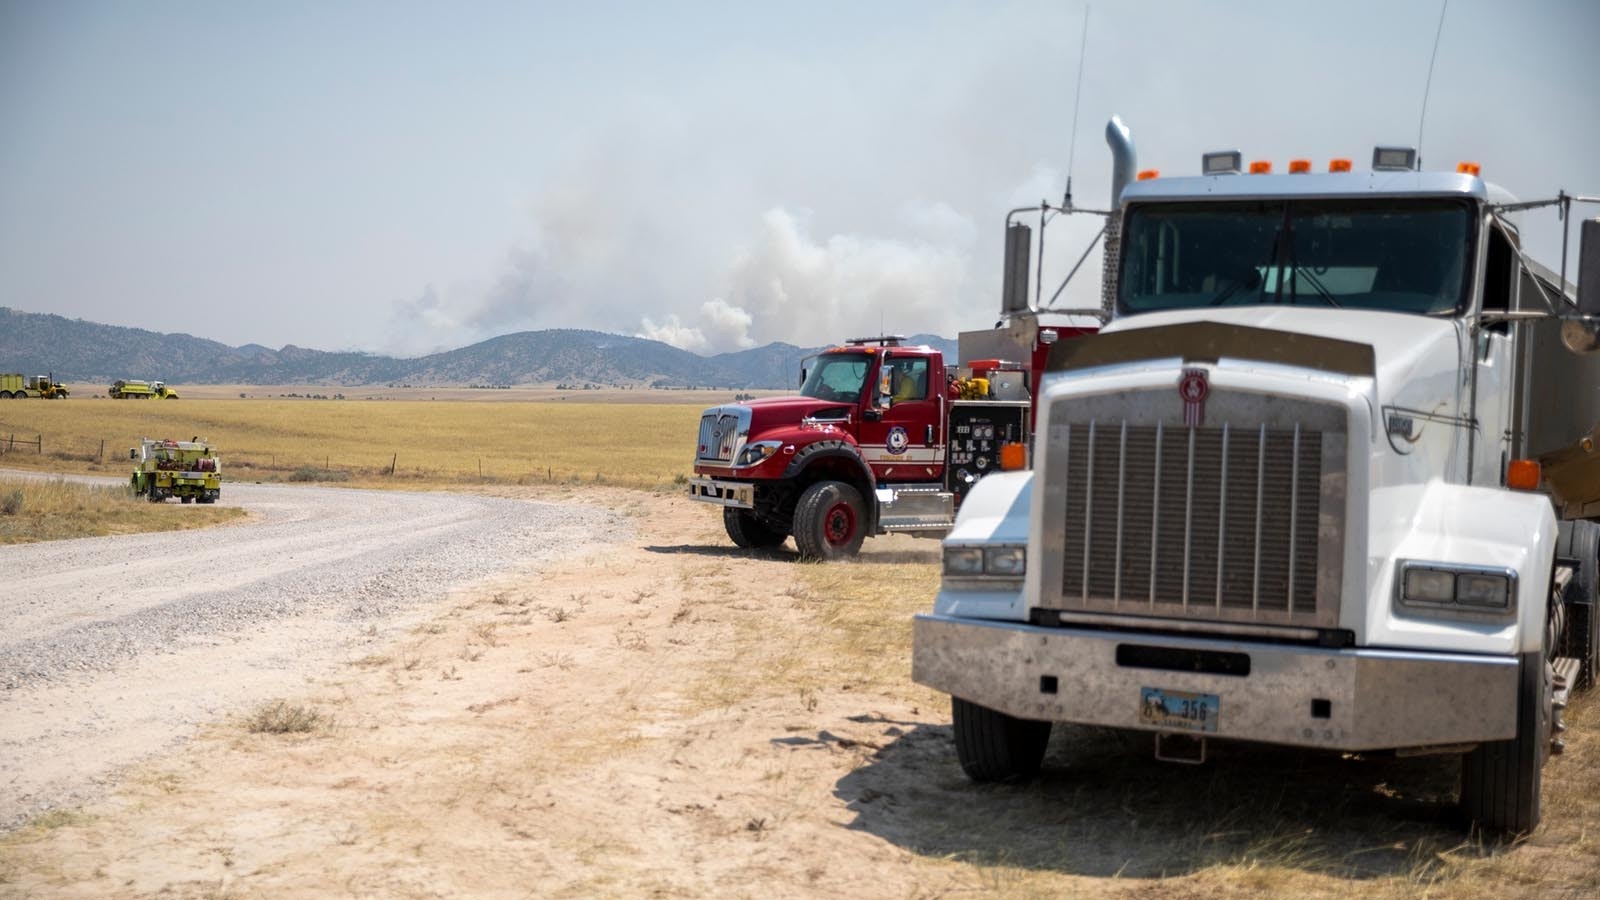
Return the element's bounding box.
[735,440,782,467]
[1398,561,1514,615]
[943,544,1025,579]
[943,547,985,576]
[984,546,1026,576]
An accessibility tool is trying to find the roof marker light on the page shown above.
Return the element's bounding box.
[1457,161,1482,176]
[1372,146,1418,171]
[1201,150,1242,175]
[1288,159,1311,174]
[1329,158,1353,173]
[1137,168,1160,181]
[1248,160,1272,175]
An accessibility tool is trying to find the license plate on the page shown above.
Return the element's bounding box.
[1139,687,1219,733]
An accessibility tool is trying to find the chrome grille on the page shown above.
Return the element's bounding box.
[696,410,744,464]
[1040,390,1346,629]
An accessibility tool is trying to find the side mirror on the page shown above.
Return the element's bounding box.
[1001,222,1032,316]
[877,365,897,408]
[128,448,137,460]
[1562,218,1600,352]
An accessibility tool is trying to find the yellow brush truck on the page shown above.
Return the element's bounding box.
[109,379,179,399]
[130,438,221,504]
[1,373,70,399]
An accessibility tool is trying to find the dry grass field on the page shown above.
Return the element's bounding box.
[0,395,709,491]
[0,476,245,545]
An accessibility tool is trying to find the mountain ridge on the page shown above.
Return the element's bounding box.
[0,308,956,390]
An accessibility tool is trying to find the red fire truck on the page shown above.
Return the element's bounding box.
[688,319,1096,559]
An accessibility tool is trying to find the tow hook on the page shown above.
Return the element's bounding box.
[1154,732,1207,765]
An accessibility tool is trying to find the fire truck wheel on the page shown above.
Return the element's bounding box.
[793,480,866,560]
[1459,648,1551,837]
[723,508,786,549]
[951,697,1051,782]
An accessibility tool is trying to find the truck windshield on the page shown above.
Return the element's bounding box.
[1118,198,1474,316]
[800,353,871,403]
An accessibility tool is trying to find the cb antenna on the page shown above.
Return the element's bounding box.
[1064,5,1090,209]
[1415,0,1449,171]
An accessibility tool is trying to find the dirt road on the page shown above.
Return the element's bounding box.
[2,487,1597,898]
[0,481,617,831]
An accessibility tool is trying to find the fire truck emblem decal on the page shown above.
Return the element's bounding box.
[886,426,910,455]
[1178,368,1209,427]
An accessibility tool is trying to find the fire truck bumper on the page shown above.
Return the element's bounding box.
[912,613,1519,751]
[687,476,754,509]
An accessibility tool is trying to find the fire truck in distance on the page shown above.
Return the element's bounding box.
[688,309,1098,559]
[0,373,70,399]
[130,438,222,504]
[109,379,180,400]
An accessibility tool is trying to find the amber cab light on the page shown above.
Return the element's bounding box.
[1137,168,1160,181]
[1248,160,1272,174]
[1506,459,1541,490]
[1288,159,1311,174]
[1457,161,1482,176]
[1329,158,1353,172]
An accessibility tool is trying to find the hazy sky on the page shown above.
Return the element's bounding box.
[2,0,1595,357]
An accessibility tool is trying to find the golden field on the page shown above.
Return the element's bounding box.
[0,395,712,491]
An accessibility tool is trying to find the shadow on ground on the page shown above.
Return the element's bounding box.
[643,543,940,565]
[827,717,1504,881]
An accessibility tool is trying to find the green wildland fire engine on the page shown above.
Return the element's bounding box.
[0,373,70,399]
[131,438,222,504]
[109,379,179,399]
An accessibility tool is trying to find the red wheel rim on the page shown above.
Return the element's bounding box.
[823,501,857,546]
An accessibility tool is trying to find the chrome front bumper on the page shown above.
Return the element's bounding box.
[912,614,1519,751]
[688,476,754,509]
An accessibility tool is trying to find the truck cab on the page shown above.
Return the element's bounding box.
[690,337,955,559]
[913,120,1600,836]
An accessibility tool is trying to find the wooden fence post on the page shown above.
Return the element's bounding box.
[390,453,397,476]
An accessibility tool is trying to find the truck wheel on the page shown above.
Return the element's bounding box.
[1558,521,1600,689]
[792,480,866,560]
[724,508,786,549]
[952,697,1051,781]
[1459,648,1551,836]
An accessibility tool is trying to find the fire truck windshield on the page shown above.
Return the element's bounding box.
[800,353,871,402]
[1118,198,1474,316]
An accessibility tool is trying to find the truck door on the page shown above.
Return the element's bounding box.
[1472,220,1518,485]
[857,352,945,483]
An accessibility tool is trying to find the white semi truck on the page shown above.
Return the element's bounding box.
[913,118,1600,835]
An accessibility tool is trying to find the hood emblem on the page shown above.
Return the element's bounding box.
[1178,368,1209,428]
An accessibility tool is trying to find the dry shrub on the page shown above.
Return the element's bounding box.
[245,699,327,734]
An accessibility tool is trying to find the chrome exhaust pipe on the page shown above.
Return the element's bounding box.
[1100,116,1137,315]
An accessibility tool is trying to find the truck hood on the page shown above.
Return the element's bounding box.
[1100,307,1464,412]
[736,395,855,430]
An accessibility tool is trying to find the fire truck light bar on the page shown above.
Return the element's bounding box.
[1372,146,1418,172]
[1201,150,1241,175]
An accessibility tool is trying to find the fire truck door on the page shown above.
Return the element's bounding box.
[857,354,944,481]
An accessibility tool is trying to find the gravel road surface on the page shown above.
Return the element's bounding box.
[0,481,618,830]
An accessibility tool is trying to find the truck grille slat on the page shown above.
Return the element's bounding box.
[1047,394,1342,629]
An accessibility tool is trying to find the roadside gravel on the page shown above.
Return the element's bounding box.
[0,480,619,830]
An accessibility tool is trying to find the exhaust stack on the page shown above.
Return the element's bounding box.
[1100,116,1137,315]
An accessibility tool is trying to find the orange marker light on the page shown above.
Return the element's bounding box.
[1457,161,1481,176]
[999,442,1027,471]
[1506,458,1541,490]
[1248,160,1272,174]
[1137,168,1160,181]
[1288,159,1311,174]
[1329,158,1353,173]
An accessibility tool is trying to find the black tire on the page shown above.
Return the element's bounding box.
[1558,521,1600,689]
[723,507,786,549]
[792,480,867,560]
[952,696,1052,782]
[1460,649,1551,836]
